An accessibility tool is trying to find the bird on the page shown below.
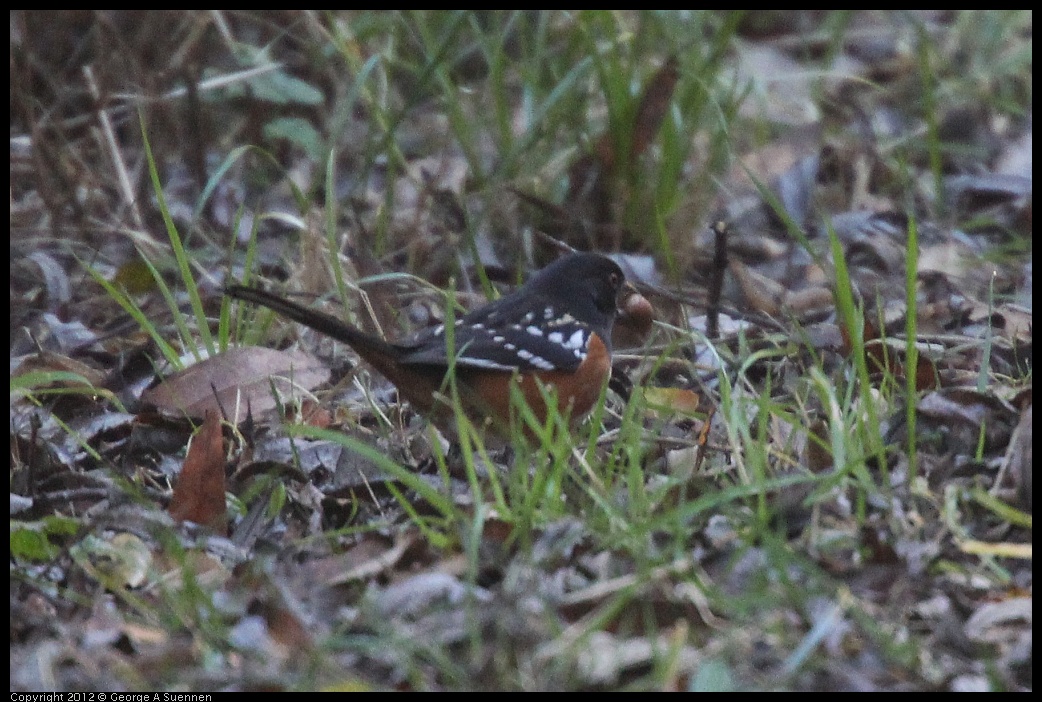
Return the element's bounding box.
[224,252,628,435]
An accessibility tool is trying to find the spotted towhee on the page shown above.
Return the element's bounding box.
[225,252,627,434]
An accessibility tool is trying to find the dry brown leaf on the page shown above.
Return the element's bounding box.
[728,258,785,315]
[805,418,833,473]
[12,350,107,389]
[168,410,227,533]
[842,316,942,392]
[784,285,834,316]
[630,55,680,161]
[324,533,418,586]
[142,345,330,420]
[970,303,1033,344]
[1005,403,1032,510]
[565,56,680,231]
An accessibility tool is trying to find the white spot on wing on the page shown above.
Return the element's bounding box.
[526,326,543,337]
[547,331,564,344]
[565,329,587,350]
[530,355,555,370]
[458,357,517,370]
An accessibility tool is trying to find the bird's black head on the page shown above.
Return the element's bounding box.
[527,252,625,321]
